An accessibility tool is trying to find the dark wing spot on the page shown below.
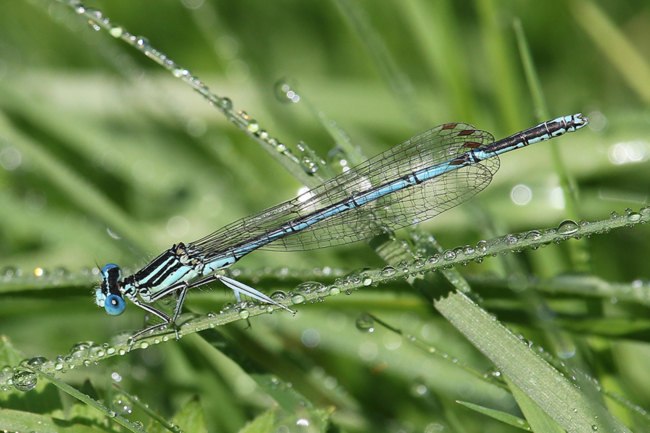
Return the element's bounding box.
[449,155,468,166]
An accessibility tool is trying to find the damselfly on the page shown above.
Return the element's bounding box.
[95,114,588,337]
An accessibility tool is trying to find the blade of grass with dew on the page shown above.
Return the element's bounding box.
[505,377,565,433]
[114,385,183,433]
[0,204,647,388]
[276,81,363,168]
[467,274,650,308]
[456,400,531,431]
[31,368,144,433]
[435,291,631,433]
[54,0,320,190]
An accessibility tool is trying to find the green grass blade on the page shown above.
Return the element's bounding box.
[456,400,531,431]
[506,377,564,433]
[31,369,144,433]
[435,291,631,433]
[572,0,650,104]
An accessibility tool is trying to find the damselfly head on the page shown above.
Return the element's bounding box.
[101,263,122,282]
[95,263,126,315]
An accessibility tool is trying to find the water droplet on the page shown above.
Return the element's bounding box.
[300,156,319,174]
[525,230,542,240]
[1,267,19,280]
[291,294,306,304]
[475,240,488,253]
[109,26,123,38]
[362,275,373,286]
[412,382,428,396]
[111,394,133,415]
[247,121,259,133]
[172,68,188,78]
[135,36,150,50]
[68,341,93,358]
[381,266,396,277]
[505,234,519,245]
[239,310,250,319]
[274,78,300,103]
[12,368,37,392]
[296,281,324,294]
[557,219,579,235]
[329,286,340,296]
[257,130,269,141]
[26,357,47,368]
[395,261,409,275]
[355,313,375,332]
[219,97,233,110]
[271,290,287,301]
[628,212,641,222]
[443,250,456,261]
[426,254,440,266]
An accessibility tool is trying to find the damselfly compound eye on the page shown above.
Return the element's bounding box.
[101,263,122,280]
[105,294,126,315]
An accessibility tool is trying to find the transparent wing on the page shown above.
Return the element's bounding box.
[189,123,497,255]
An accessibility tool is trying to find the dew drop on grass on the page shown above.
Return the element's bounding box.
[355,313,375,332]
[12,368,37,392]
[557,219,579,235]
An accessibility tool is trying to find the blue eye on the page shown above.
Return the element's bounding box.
[102,263,121,280]
[104,294,126,315]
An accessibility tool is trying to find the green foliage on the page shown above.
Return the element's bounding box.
[1,0,650,431]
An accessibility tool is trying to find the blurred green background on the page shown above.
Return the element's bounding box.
[1,0,650,431]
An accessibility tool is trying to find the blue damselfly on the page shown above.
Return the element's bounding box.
[95,114,588,337]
